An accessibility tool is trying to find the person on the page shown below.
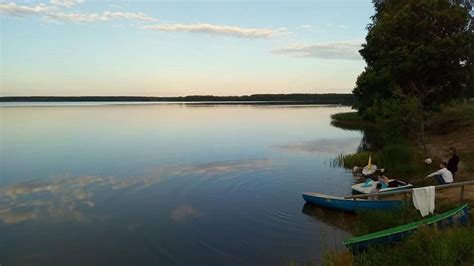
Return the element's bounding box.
[447,147,460,176]
[369,183,383,200]
[361,176,374,188]
[426,162,453,184]
[378,174,389,188]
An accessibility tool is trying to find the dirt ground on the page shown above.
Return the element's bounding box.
[424,102,474,205]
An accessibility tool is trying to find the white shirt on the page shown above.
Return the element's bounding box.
[428,167,453,183]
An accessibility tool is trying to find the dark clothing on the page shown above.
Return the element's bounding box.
[435,175,447,185]
[447,154,460,174]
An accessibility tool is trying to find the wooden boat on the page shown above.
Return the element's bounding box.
[301,192,403,213]
[351,179,413,194]
[344,204,470,251]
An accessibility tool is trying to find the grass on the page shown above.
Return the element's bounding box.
[334,143,429,179]
[354,206,420,236]
[331,111,426,178]
[321,206,474,266]
[331,112,362,122]
[461,151,474,177]
[332,102,474,183]
[353,226,474,266]
[425,102,474,182]
[330,112,370,130]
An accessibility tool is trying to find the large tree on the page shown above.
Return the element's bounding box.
[353,0,474,148]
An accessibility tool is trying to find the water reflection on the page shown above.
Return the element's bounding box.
[171,205,203,222]
[301,203,357,234]
[274,137,361,154]
[0,159,270,225]
[0,104,362,265]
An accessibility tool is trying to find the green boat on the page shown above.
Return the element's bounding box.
[344,204,470,251]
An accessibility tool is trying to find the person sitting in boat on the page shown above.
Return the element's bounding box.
[362,176,374,187]
[426,162,453,184]
[378,174,389,189]
[369,183,383,200]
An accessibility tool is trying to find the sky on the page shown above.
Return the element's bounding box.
[0,0,374,96]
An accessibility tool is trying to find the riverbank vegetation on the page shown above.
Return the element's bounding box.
[352,0,473,151]
[323,0,474,265]
[324,227,474,266]
[326,102,474,265]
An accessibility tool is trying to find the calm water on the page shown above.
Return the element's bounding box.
[0,103,362,265]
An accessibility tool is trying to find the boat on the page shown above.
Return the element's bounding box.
[344,204,470,251]
[301,192,404,213]
[351,179,413,194]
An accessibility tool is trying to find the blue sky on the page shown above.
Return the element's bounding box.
[1,1,374,96]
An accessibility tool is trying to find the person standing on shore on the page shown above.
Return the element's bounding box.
[426,162,453,184]
[447,147,460,176]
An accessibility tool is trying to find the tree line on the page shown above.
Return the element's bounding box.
[0,94,355,104]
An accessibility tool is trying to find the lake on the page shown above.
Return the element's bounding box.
[0,103,362,265]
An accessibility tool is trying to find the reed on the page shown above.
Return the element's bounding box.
[334,143,429,179]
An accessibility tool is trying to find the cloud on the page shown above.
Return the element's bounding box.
[271,40,363,60]
[300,24,312,29]
[102,11,156,22]
[190,159,271,177]
[144,23,286,38]
[170,205,203,222]
[109,3,127,9]
[274,137,361,154]
[1,2,277,40]
[45,11,156,23]
[0,2,52,16]
[45,11,100,22]
[1,2,156,23]
[50,0,84,8]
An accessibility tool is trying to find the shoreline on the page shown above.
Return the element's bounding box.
[0,101,353,108]
[0,94,354,105]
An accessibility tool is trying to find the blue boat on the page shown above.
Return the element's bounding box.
[301,192,403,213]
[344,204,470,251]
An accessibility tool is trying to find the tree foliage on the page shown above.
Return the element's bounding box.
[353,0,474,148]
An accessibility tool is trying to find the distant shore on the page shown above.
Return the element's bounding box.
[0,94,354,105]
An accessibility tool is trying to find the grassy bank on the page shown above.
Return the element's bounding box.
[324,102,474,266]
[332,103,474,185]
[324,226,474,266]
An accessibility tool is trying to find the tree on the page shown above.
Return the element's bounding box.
[353,0,474,150]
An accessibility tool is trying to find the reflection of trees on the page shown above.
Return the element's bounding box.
[301,203,357,234]
[357,126,385,152]
[330,120,384,152]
